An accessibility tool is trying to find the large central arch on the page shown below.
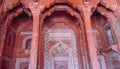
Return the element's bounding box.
[37,4,87,69]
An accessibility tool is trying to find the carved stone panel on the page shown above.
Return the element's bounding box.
[44,29,79,69]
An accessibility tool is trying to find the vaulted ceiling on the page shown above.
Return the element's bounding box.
[0,0,120,23]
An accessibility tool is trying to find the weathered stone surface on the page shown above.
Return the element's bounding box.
[0,0,120,69]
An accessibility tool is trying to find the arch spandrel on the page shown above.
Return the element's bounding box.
[39,0,54,8]
[39,0,84,11]
[68,0,83,8]
[101,0,118,11]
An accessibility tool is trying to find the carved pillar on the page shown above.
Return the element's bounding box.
[0,14,13,58]
[28,2,44,69]
[107,15,120,51]
[81,2,100,69]
[81,22,90,69]
[0,15,12,69]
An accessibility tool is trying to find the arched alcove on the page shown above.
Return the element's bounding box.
[91,10,120,69]
[39,9,86,69]
[1,11,32,69]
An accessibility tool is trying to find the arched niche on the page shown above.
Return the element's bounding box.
[22,36,32,49]
[92,6,120,69]
[39,5,85,69]
[91,11,107,51]
[1,7,32,68]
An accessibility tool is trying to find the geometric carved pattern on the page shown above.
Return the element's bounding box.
[50,42,69,56]
[15,58,29,69]
[44,29,79,69]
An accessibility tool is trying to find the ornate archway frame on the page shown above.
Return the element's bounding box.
[40,5,84,27]
[37,3,86,69]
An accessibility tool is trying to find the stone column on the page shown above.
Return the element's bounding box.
[0,15,11,69]
[81,2,100,69]
[28,2,44,69]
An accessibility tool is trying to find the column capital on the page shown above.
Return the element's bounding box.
[81,2,92,18]
[29,1,44,16]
